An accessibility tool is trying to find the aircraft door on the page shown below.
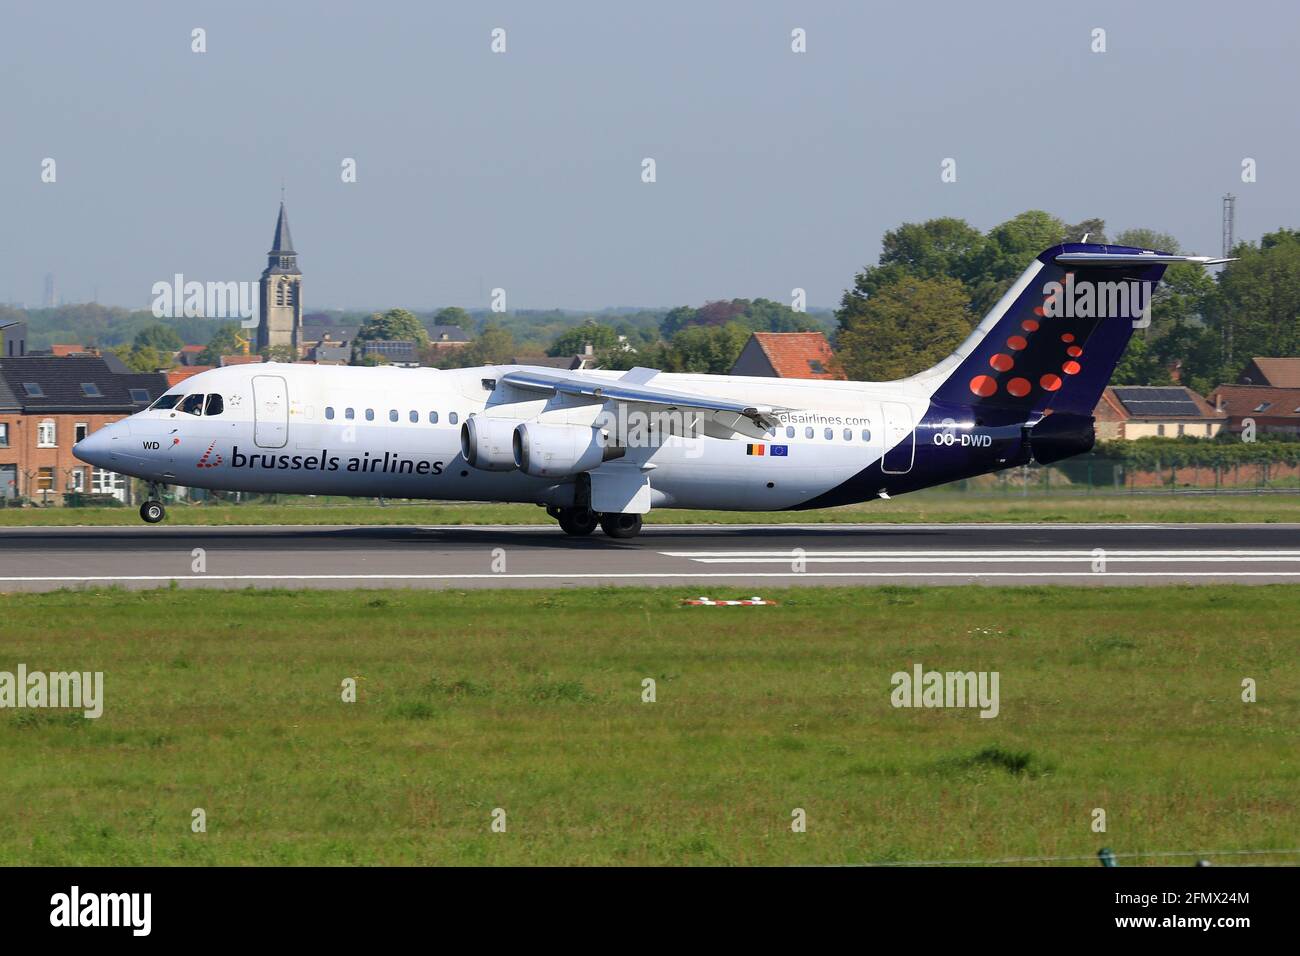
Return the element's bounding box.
[252,374,289,449]
[880,401,915,474]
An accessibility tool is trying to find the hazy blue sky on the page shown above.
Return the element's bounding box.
[3,0,1298,311]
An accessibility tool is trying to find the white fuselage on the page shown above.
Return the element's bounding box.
[75,362,931,512]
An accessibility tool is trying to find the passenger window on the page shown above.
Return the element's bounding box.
[429,411,439,424]
[843,428,852,441]
[179,394,205,416]
[449,412,459,425]
[389,409,399,422]
[345,408,355,420]
[804,426,814,439]
[325,407,335,420]
[861,428,871,442]
[786,426,794,439]
[204,394,224,417]
[365,409,375,421]
[824,428,833,440]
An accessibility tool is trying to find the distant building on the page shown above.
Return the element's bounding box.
[219,354,266,367]
[1093,386,1226,440]
[1236,357,1300,388]
[361,340,420,368]
[42,273,56,309]
[510,353,597,371]
[428,325,471,350]
[730,332,846,380]
[166,367,212,388]
[0,356,168,504]
[177,344,207,366]
[309,344,350,366]
[1207,384,1300,437]
[256,202,303,354]
[1,319,26,358]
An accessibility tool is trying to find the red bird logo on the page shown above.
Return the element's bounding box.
[195,441,224,469]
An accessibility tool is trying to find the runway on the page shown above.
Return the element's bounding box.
[1,522,1299,591]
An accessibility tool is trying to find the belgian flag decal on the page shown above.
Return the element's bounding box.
[746,444,765,456]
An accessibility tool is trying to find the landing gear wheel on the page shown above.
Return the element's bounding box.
[557,507,599,536]
[599,512,643,539]
[140,500,165,524]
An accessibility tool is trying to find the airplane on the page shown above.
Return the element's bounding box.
[73,242,1230,538]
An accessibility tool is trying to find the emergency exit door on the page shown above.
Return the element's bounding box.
[252,375,289,448]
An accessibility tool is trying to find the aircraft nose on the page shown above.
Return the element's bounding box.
[73,422,125,469]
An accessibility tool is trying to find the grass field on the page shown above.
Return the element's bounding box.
[4,492,1300,526]
[1,585,1296,866]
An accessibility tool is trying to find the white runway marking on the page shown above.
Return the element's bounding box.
[3,571,1300,584]
[661,550,1300,564]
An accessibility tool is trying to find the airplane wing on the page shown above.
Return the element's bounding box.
[499,366,789,439]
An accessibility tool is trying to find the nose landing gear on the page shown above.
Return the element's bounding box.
[139,483,166,524]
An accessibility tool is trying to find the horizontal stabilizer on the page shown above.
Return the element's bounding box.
[1054,252,1236,267]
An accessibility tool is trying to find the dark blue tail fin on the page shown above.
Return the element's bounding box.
[926,243,1180,418]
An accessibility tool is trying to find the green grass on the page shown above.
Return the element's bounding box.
[5,491,1300,526]
[1,585,1296,865]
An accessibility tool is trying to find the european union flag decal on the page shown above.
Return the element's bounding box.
[770,445,788,457]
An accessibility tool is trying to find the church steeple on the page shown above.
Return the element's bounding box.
[266,201,300,274]
[258,198,304,354]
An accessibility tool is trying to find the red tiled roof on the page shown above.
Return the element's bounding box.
[50,344,88,356]
[1241,357,1300,388]
[1208,384,1300,420]
[751,332,846,380]
[179,344,205,353]
[219,354,265,366]
[166,366,212,387]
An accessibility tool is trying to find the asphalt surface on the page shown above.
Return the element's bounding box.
[0,522,1298,591]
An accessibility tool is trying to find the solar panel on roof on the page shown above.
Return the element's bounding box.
[1120,400,1201,417]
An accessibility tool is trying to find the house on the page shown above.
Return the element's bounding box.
[1092,385,1227,440]
[729,332,847,380]
[219,354,266,367]
[428,325,471,350]
[1236,357,1300,388]
[309,344,350,365]
[177,344,207,366]
[166,366,213,388]
[361,340,420,367]
[0,356,168,504]
[0,319,26,358]
[510,352,598,371]
[1206,384,1300,437]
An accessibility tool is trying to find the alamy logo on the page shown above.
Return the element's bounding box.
[1041,275,1151,324]
[0,664,103,718]
[890,663,999,718]
[50,886,151,936]
[151,274,258,326]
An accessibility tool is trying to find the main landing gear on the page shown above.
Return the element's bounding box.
[547,506,643,539]
[139,483,166,524]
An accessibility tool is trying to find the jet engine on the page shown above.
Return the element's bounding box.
[461,416,518,471]
[1028,412,1095,465]
[512,422,624,478]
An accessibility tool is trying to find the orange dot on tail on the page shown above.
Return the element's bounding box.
[969,375,998,397]
[1062,360,1081,375]
[1067,345,1083,357]
[1021,319,1040,332]
[1007,335,1028,351]
[989,353,1014,372]
[1061,333,1075,343]
[1040,374,1062,391]
[1006,377,1031,398]
[1033,306,1045,317]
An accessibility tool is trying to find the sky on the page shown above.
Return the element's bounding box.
[3,0,1299,312]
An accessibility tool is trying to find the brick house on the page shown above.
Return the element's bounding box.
[1206,384,1300,437]
[1236,357,1300,388]
[1092,385,1226,440]
[0,356,167,504]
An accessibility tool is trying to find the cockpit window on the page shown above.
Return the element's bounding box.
[204,394,224,417]
[149,394,182,411]
[179,394,205,416]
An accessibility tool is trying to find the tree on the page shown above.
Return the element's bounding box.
[835,274,972,381]
[1063,218,1107,243]
[466,324,516,365]
[659,306,700,337]
[1203,232,1300,370]
[355,308,429,349]
[433,306,470,328]
[548,320,619,357]
[110,343,164,373]
[262,344,297,363]
[1114,228,1181,254]
[197,324,246,365]
[133,323,183,352]
[655,323,751,374]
